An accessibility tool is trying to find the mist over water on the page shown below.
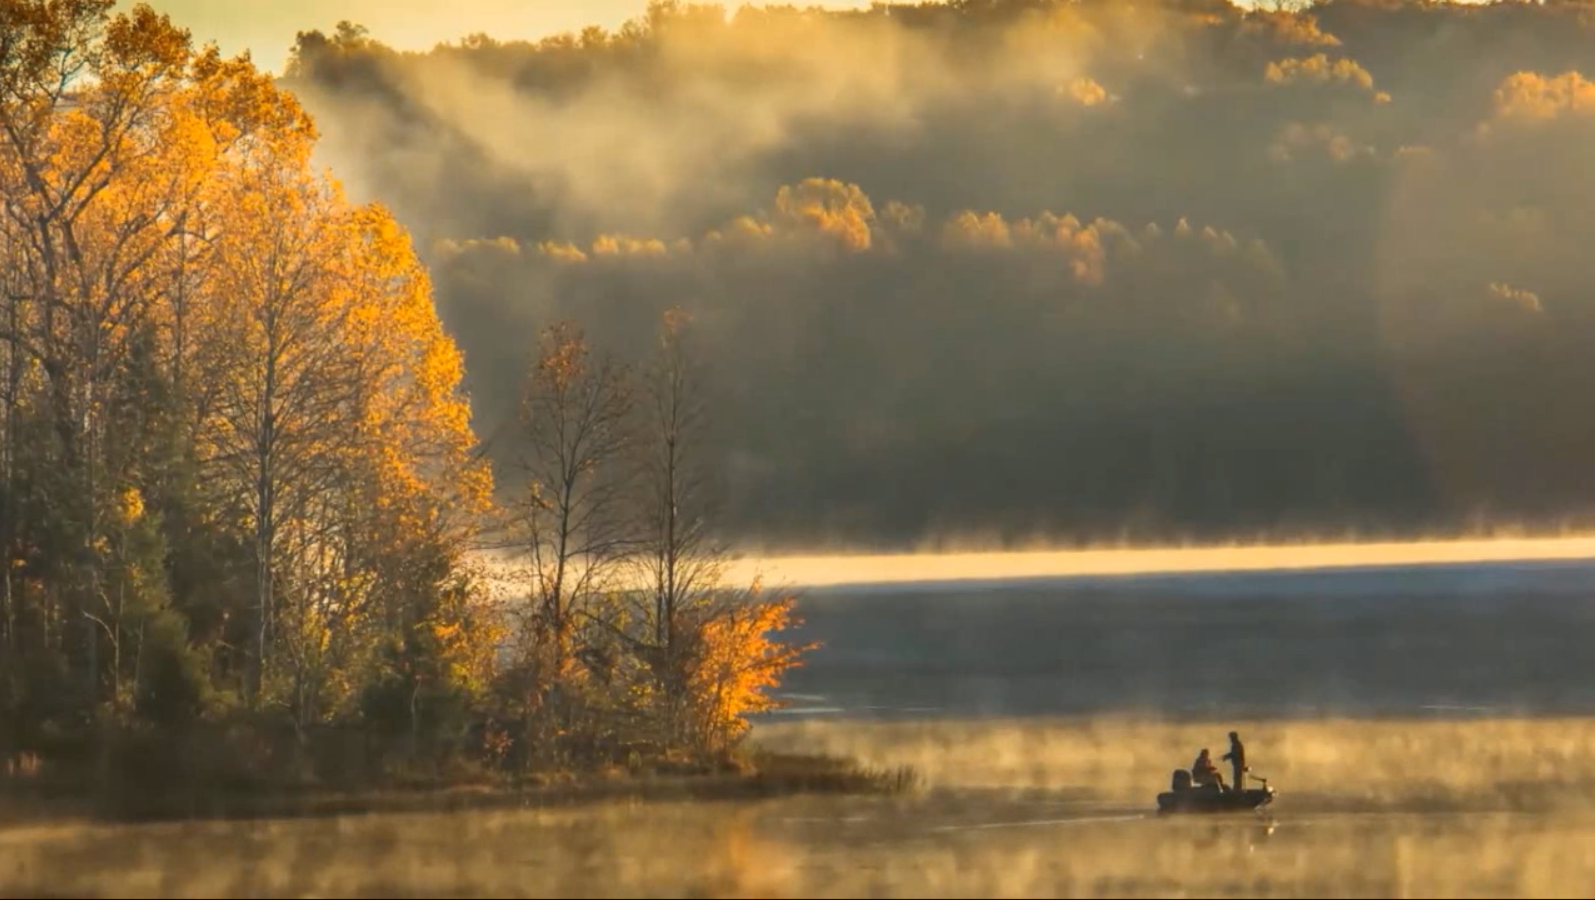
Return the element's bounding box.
[6,2,1595,895]
[721,534,1595,590]
[8,561,1595,897]
[7,796,1595,898]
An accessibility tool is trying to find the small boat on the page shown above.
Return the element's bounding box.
[1156,767,1276,814]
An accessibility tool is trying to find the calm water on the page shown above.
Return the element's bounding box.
[766,560,1595,721]
[5,793,1594,897]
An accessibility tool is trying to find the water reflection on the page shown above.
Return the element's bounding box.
[1180,816,1278,855]
[0,793,1588,899]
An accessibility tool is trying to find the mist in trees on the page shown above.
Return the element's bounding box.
[0,1,809,791]
[278,0,1595,551]
[12,0,1595,797]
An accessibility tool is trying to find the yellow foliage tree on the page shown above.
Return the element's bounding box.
[681,582,817,754]
[0,0,499,762]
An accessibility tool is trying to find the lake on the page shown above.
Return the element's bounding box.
[7,559,1595,898]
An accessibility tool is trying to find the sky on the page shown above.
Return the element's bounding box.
[134,0,878,73]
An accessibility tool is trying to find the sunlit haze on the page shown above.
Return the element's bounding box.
[6,2,1595,897]
[136,0,879,72]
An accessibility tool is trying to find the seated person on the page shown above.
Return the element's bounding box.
[1191,748,1227,791]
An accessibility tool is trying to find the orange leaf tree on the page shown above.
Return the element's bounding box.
[680,579,818,755]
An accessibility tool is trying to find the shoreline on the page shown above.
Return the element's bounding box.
[0,749,919,828]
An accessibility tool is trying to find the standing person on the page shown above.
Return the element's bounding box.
[1222,731,1247,789]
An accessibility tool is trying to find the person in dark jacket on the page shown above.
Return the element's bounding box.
[1191,748,1226,790]
[1222,731,1247,789]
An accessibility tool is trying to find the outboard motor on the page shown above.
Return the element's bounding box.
[1172,768,1192,791]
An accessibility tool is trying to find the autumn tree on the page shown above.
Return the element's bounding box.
[615,308,815,753]
[620,308,727,741]
[0,0,812,787]
[196,110,333,713]
[506,321,636,721]
[635,309,715,638]
[679,580,812,754]
[0,2,499,777]
[336,202,499,758]
[0,0,211,718]
[199,142,496,726]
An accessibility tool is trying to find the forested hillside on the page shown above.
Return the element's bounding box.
[282,0,1595,551]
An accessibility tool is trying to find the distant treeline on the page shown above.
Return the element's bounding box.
[277,0,1595,551]
[0,1,808,794]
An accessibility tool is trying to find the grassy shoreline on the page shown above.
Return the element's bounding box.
[0,747,920,827]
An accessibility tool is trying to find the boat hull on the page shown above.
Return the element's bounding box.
[1156,785,1275,814]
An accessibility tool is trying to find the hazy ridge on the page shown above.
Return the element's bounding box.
[278,0,1595,553]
